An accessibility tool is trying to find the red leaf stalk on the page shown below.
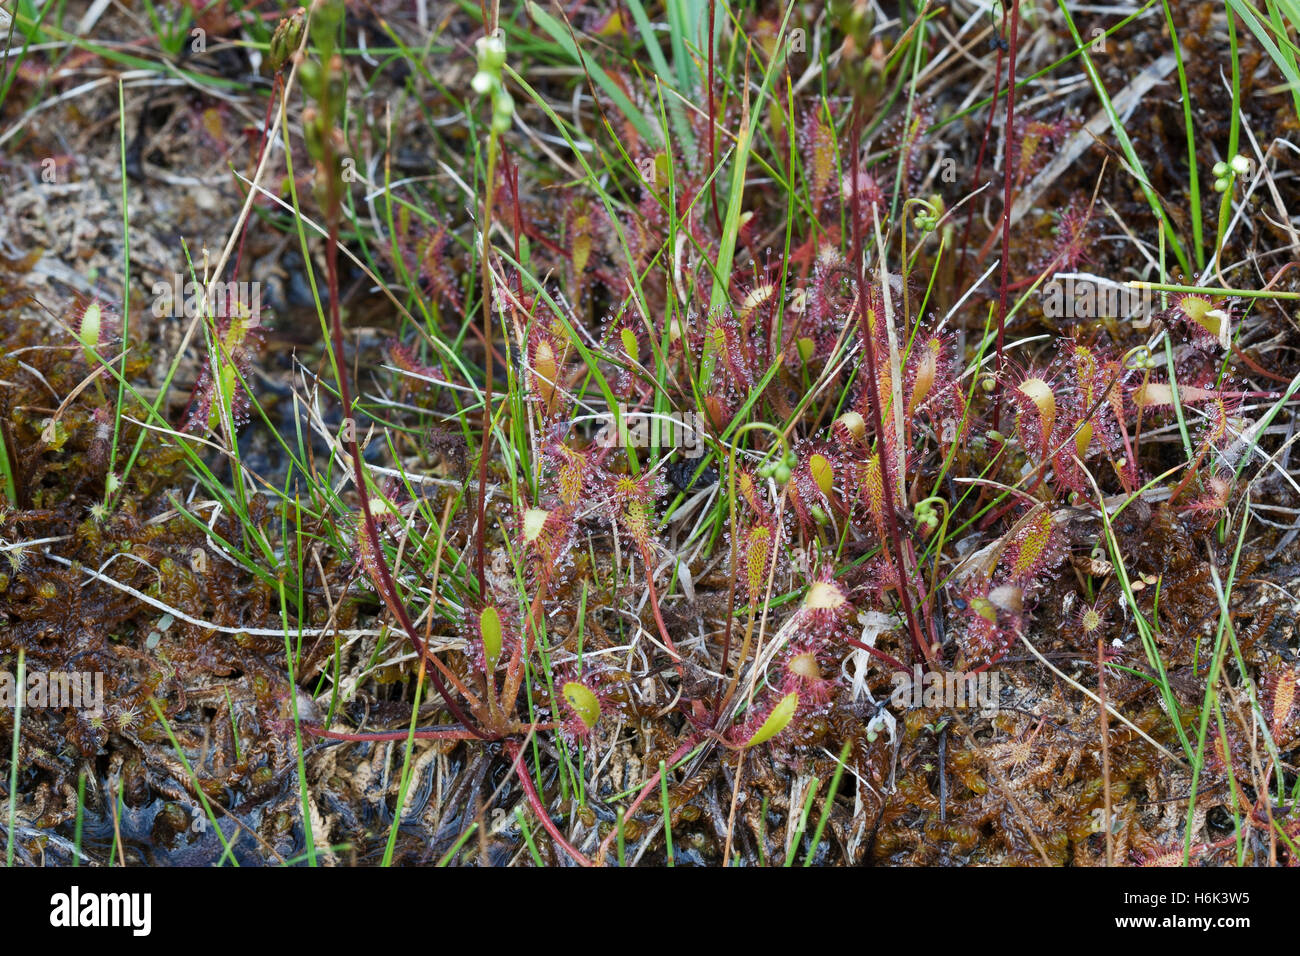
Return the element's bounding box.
[506,740,594,867]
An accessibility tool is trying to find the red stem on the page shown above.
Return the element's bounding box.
[706,2,723,237]
[991,1,1021,435]
[324,221,487,738]
[956,43,1003,291]
[595,737,697,865]
[500,571,551,716]
[231,72,281,284]
[843,638,908,673]
[304,724,483,742]
[506,740,593,866]
[640,542,686,682]
[846,113,931,665]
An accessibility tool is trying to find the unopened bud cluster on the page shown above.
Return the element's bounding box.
[758,447,798,485]
[472,32,515,134]
[267,8,305,72]
[1212,154,1251,193]
[911,195,945,234]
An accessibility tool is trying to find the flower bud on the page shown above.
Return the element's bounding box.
[476,32,507,72]
[269,9,305,72]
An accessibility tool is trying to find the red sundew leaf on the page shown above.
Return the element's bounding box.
[527,326,572,420]
[601,473,664,552]
[859,452,887,545]
[1268,668,1299,743]
[561,680,601,733]
[419,227,463,310]
[740,522,774,605]
[180,312,260,434]
[739,691,799,748]
[808,452,834,498]
[832,411,867,446]
[780,642,838,705]
[799,576,856,639]
[516,503,577,577]
[1171,293,1229,348]
[1010,373,1057,461]
[1014,116,1072,182]
[1003,509,1064,586]
[387,340,446,383]
[569,208,594,278]
[803,111,836,208]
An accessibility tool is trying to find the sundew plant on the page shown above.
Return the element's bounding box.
[0,0,1298,867]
